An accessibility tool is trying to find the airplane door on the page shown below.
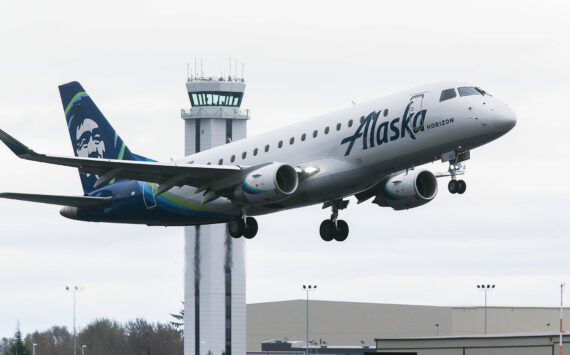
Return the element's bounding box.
[409,94,424,134]
[409,94,423,116]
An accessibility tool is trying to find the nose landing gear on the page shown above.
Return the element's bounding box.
[320,199,349,242]
[445,151,468,195]
[448,179,466,194]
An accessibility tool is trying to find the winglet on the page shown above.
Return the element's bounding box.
[0,129,34,157]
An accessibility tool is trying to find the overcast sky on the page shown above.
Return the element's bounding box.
[1,0,569,338]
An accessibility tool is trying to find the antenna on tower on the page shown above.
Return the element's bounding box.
[186,63,190,80]
[194,57,197,77]
[235,59,238,80]
[229,57,232,79]
[241,62,245,79]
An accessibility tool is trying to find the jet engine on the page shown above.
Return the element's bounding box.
[239,163,299,205]
[373,169,438,210]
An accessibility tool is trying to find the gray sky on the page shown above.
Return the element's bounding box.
[0,0,569,338]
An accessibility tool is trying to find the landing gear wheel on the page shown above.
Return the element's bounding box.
[334,220,349,242]
[457,180,466,194]
[448,180,459,194]
[320,199,350,242]
[319,220,335,242]
[243,217,258,239]
[228,218,245,238]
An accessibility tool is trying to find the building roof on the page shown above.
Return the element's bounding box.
[376,332,569,342]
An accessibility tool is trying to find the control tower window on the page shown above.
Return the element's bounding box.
[301,133,306,141]
[458,87,483,97]
[440,88,457,102]
[278,140,283,148]
[253,148,258,156]
[189,91,243,107]
[231,155,235,163]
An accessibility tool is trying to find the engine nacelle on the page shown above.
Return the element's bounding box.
[240,163,299,205]
[373,169,438,210]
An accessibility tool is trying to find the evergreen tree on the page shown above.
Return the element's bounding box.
[8,328,31,355]
[170,301,184,331]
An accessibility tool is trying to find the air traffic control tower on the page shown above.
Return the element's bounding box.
[181,74,249,355]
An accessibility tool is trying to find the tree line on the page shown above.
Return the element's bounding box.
[0,318,183,355]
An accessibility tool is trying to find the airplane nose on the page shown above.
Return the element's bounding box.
[494,105,517,132]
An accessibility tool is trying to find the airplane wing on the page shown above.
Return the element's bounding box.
[0,192,112,208]
[0,129,269,200]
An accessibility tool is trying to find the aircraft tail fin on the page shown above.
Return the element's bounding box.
[58,81,149,194]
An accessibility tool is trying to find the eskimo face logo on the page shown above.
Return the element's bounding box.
[75,118,106,159]
[341,103,428,156]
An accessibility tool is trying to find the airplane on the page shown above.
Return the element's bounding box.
[0,81,516,242]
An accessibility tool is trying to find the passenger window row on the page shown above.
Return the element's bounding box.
[202,113,389,165]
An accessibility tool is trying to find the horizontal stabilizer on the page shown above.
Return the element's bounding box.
[0,192,112,208]
[0,129,34,157]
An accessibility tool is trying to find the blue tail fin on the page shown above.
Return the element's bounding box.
[59,81,149,194]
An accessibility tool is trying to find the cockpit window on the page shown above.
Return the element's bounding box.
[458,87,484,97]
[440,88,457,102]
[475,87,488,95]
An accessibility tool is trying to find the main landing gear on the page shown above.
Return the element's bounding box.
[228,216,258,239]
[320,199,349,242]
[447,157,466,195]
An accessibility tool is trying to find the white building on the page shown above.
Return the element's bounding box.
[182,74,249,355]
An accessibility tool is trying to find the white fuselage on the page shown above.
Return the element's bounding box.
[165,81,516,217]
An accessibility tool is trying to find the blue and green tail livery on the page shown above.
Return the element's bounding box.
[58,82,150,194]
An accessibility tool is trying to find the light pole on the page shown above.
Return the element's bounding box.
[302,284,317,355]
[558,283,566,355]
[435,323,439,336]
[82,345,87,355]
[32,343,37,355]
[476,284,495,335]
[66,285,83,355]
